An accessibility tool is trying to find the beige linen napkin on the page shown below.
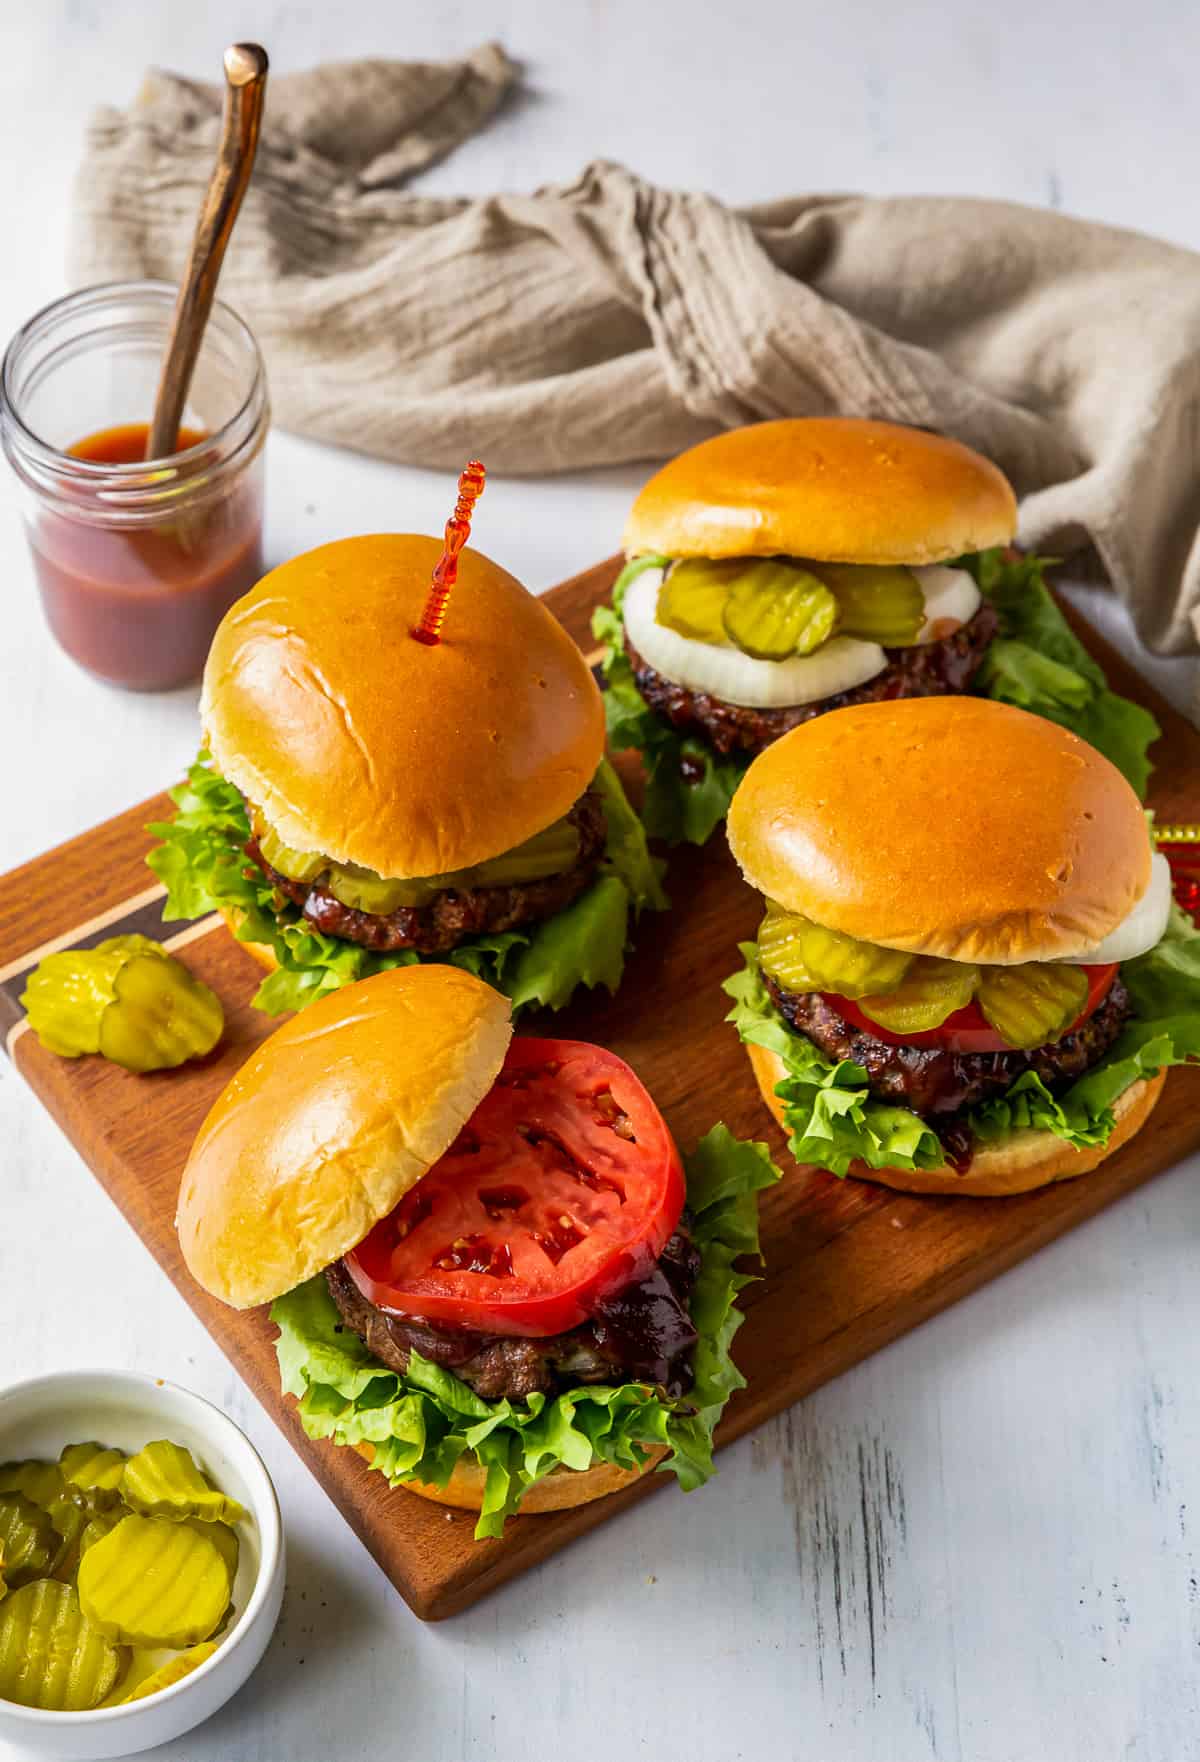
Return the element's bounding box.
[68,46,1200,657]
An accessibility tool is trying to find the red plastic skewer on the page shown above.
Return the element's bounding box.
[411,460,487,646]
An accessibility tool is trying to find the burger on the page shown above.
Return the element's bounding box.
[176,964,778,1535]
[723,696,1200,1196]
[594,418,1158,844]
[149,533,664,1014]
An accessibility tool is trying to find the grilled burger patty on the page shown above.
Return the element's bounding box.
[246,788,608,955]
[765,971,1132,1119]
[626,600,999,758]
[325,1223,701,1403]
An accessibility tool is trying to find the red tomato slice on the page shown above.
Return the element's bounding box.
[344,1038,685,1338]
[827,963,1119,1054]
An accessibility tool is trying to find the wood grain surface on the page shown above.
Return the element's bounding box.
[2,557,1197,1621]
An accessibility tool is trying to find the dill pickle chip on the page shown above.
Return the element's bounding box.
[325,863,442,913]
[976,963,1090,1050]
[60,1443,127,1508]
[20,949,129,1056]
[811,562,925,644]
[469,815,582,886]
[0,1579,125,1711]
[77,1514,231,1648]
[656,557,744,643]
[185,1518,239,1582]
[122,1640,220,1703]
[758,902,913,998]
[0,1548,6,1603]
[96,950,224,1073]
[47,1496,89,1583]
[80,1508,127,1557]
[122,1441,245,1526]
[722,561,839,660]
[857,957,981,1033]
[0,1460,68,1512]
[0,1495,58,1586]
[257,823,327,884]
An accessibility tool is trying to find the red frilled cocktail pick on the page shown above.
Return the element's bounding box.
[411,460,487,646]
[1155,824,1200,926]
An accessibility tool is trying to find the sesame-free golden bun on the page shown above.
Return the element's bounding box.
[201,534,606,879]
[623,418,1017,566]
[746,1042,1164,1197]
[176,966,512,1310]
[356,1442,666,1517]
[727,698,1151,966]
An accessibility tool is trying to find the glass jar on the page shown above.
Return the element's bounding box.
[0,281,268,691]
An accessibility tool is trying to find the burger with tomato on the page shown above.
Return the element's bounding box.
[593,418,1158,844]
[177,965,778,1534]
[149,533,664,1015]
[724,696,1200,1196]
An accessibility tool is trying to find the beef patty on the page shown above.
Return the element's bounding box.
[246,788,607,955]
[325,1222,701,1404]
[764,971,1132,1119]
[626,600,999,758]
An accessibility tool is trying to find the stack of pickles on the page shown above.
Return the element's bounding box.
[0,1438,245,1711]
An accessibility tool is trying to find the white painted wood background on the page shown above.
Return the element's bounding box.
[2,4,1199,1757]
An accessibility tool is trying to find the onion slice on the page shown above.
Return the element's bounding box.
[912,565,981,643]
[1056,850,1173,965]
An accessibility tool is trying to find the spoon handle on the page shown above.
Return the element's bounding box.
[144,43,269,461]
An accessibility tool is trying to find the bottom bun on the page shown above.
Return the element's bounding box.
[746,1042,1166,1198]
[219,903,278,974]
[355,1441,665,1516]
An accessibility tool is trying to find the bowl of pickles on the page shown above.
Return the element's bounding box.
[0,1369,284,1760]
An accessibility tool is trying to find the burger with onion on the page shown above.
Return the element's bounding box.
[594,418,1158,844]
[150,533,664,1014]
[177,965,777,1534]
[724,697,1200,1196]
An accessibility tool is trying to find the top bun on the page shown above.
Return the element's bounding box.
[624,418,1017,566]
[177,965,513,1309]
[727,697,1151,965]
[202,534,605,878]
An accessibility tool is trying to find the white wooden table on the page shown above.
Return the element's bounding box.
[2,4,1198,1758]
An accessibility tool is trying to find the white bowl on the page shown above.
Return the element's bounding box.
[0,1369,284,1760]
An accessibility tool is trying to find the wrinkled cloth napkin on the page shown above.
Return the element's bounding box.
[69,44,1200,657]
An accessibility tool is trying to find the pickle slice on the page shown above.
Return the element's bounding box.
[722,561,839,660]
[758,903,914,998]
[80,1508,127,1557]
[121,1440,245,1526]
[257,823,327,884]
[122,1640,220,1704]
[856,957,981,1033]
[97,950,224,1074]
[325,863,443,913]
[0,1495,57,1586]
[0,1460,67,1511]
[0,1579,125,1711]
[60,1443,127,1509]
[468,815,581,886]
[0,1547,6,1604]
[20,949,128,1056]
[47,1496,89,1583]
[186,1518,239,1582]
[810,562,925,645]
[656,557,745,644]
[976,963,1090,1050]
[77,1514,232,1648]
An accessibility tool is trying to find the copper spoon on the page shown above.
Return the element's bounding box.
[144,42,269,461]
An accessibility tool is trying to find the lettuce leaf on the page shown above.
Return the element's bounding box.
[146,753,665,1016]
[724,907,1200,1171]
[271,1124,781,1538]
[967,548,1160,798]
[592,560,747,846]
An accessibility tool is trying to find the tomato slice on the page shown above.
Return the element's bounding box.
[827,963,1119,1054]
[344,1038,685,1338]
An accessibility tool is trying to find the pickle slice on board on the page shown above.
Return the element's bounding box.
[257,824,327,884]
[77,1514,232,1648]
[60,1443,127,1508]
[97,949,224,1073]
[19,950,128,1056]
[0,1579,125,1711]
[0,1460,68,1512]
[758,903,914,998]
[121,1440,245,1526]
[0,1494,58,1586]
[810,562,925,644]
[976,963,1090,1049]
[656,558,745,643]
[722,561,839,660]
[856,957,981,1033]
[122,1640,220,1703]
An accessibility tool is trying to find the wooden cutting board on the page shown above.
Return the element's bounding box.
[3,558,1199,1621]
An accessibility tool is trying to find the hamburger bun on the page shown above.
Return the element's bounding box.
[727,697,1151,966]
[177,965,512,1309]
[202,533,605,880]
[746,1041,1165,1197]
[623,418,1017,566]
[355,1442,666,1516]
